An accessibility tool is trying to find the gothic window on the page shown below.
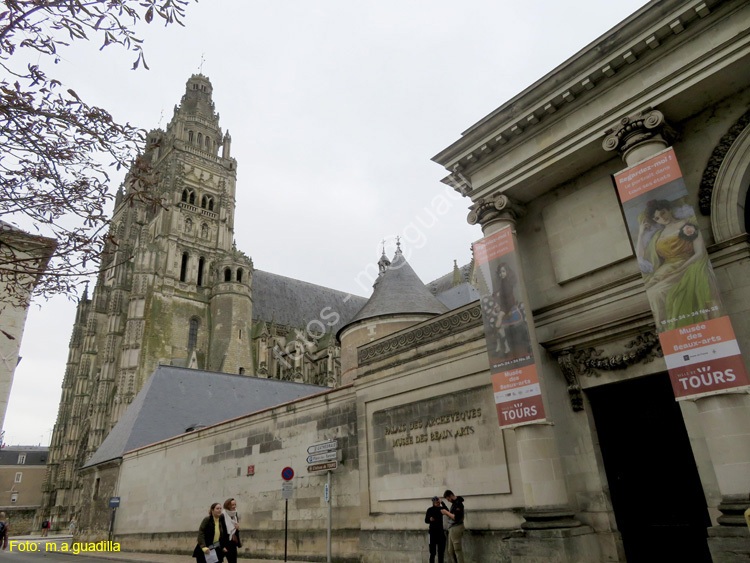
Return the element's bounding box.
[237,268,243,283]
[188,131,194,143]
[224,268,231,282]
[181,189,188,202]
[197,133,203,146]
[205,136,210,148]
[188,318,200,349]
[180,252,189,282]
[197,257,205,287]
[201,223,208,238]
[184,217,192,233]
[201,195,214,210]
[189,191,195,205]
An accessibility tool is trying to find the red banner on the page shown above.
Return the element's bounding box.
[614,148,749,400]
[474,227,546,427]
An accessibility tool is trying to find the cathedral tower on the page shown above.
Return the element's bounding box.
[41,75,254,524]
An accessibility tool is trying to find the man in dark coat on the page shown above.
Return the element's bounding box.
[425,496,446,563]
[441,490,465,563]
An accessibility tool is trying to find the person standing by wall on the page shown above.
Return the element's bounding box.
[441,490,465,563]
[222,498,241,563]
[0,512,8,551]
[425,496,446,563]
[192,502,229,563]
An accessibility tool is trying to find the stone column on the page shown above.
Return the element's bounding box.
[468,195,580,530]
[604,108,750,555]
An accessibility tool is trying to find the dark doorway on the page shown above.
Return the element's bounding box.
[588,373,712,562]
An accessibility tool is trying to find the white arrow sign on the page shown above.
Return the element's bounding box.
[307,450,337,464]
[307,440,338,454]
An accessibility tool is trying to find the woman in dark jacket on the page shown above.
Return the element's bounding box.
[192,502,229,563]
[222,498,241,563]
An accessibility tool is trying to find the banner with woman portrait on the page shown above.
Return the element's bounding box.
[614,147,749,400]
[473,227,546,428]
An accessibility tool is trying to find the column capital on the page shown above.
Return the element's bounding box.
[467,193,525,230]
[602,108,677,163]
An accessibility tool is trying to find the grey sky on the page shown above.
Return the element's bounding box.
[4,0,649,445]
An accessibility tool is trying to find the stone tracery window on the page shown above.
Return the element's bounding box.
[188,317,200,350]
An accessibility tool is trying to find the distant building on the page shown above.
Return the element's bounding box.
[0,223,55,435]
[0,446,49,535]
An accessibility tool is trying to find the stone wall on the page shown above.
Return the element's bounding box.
[111,386,359,561]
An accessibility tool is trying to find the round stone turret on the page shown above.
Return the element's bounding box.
[338,247,448,384]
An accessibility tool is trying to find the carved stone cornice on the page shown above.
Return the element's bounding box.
[554,330,663,411]
[698,107,750,216]
[358,304,483,367]
[467,194,525,229]
[602,108,676,162]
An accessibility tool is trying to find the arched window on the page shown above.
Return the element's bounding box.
[188,318,199,349]
[181,189,188,202]
[201,195,213,211]
[188,131,194,143]
[197,133,203,146]
[237,268,243,283]
[197,257,205,286]
[224,268,232,282]
[201,195,207,209]
[205,136,210,148]
[189,191,195,205]
[208,197,214,211]
[180,252,189,282]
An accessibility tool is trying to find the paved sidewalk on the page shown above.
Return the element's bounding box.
[10,535,319,562]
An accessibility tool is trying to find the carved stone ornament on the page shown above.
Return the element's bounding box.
[358,305,483,366]
[698,107,750,215]
[555,330,663,411]
[466,194,525,228]
[602,108,677,160]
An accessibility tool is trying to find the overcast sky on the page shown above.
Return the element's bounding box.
[3,0,650,446]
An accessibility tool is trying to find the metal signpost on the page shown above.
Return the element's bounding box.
[281,467,294,562]
[108,497,120,542]
[306,441,338,563]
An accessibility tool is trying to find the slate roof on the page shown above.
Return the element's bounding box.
[252,270,367,332]
[434,282,480,310]
[0,447,48,466]
[345,250,448,327]
[83,366,328,468]
[425,262,473,296]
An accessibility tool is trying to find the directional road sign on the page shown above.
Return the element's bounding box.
[307,440,337,455]
[307,450,337,464]
[308,461,337,473]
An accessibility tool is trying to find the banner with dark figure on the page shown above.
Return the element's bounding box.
[614,147,749,400]
[474,226,546,427]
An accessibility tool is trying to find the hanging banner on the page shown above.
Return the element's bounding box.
[474,227,546,427]
[614,147,749,400]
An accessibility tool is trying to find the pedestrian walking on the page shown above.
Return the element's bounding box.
[222,498,241,563]
[0,512,8,551]
[192,502,229,563]
[441,490,465,563]
[425,496,445,563]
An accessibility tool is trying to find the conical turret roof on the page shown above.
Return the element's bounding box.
[346,248,448,327]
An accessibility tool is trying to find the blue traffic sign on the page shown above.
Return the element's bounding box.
[281,466,294,481]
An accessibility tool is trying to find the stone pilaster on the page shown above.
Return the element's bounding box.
[604,108,750,560]
[468,194,582,530]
